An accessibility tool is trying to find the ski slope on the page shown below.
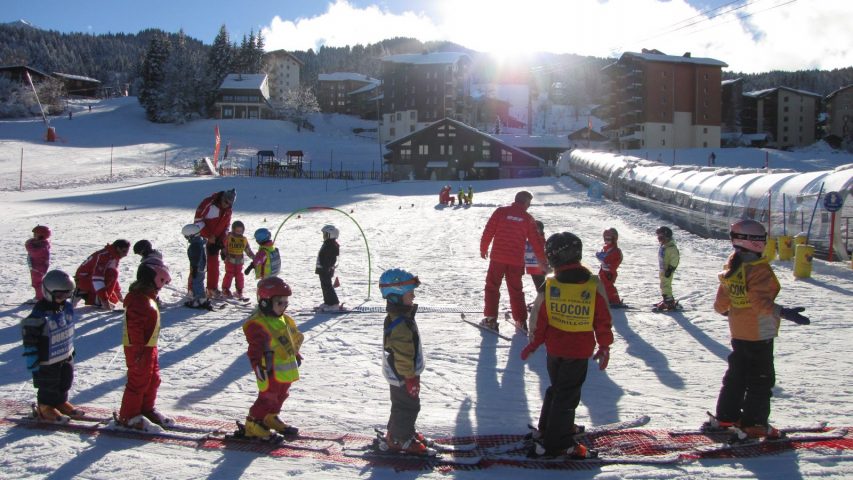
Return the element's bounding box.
[0,98,852,479]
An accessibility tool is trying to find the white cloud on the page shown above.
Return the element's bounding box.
[261,0,853,73]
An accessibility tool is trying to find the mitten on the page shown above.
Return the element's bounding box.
[595,251,606,261]
[296,352,303,367]
[405,376,420,398]
[23,346,39,373]
[520,344,536,361]
[244,264,254,275]
[664,266,675,278]
[219,249,226,261]
[593,346,610,370]
[253,364,267,382]
[781,307,810,325]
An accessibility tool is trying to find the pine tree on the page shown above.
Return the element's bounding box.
[138,34,171,121]
[204,25,234,114]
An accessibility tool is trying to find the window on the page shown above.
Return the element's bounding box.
[389,127,395,136]
[661,125,666,131]
[703,127,708,134]
[784,116,788,122]
[703,141,708,147]
[396,112,402,121]
[410,126,415,133]
[661,139,666,146]
[419,145,429,155]
[784,106,789,112]
[501,150,512,164]
[784,126,789,132]
[223,107,233,117]
[401,147,411,161]
[410,111,416,120]
[784,96,789,102]
[783,136,788,142]
[448,145,453,155]
[440,145,445,155]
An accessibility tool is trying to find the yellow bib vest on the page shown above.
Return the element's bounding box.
[243,313,303,390]
[226,235,249,256]
[721,257,769,309]
[122,297,161,347]
[545,276,597,332]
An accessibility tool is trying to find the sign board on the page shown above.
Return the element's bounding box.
[823,191,843,212]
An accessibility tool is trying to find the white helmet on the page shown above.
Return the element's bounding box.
[321,224,339,240]
[730,219,767,253]
[42,270,75,303]
[182,223,202,238]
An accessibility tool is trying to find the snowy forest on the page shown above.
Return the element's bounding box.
[2,20,852,124]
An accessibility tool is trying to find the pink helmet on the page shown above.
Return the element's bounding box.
[730,219,767,253]
[137,257,171,289]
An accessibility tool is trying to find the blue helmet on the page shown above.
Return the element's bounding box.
[379,268,420,303]
[254,228,271,243]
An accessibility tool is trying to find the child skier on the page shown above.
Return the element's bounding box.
[117,257,174,430]
[247,228,281,280]
[655,226,680,311]
[242,276,303,440]
[523,221,547,333]
[315,225,341,311]
[222,220,254,300]
[466,185,474,205]
[133,239,163,266]
[182,224,210,310]
[595,228,624,306]
[457,187,466,206]
[22,270,81,422]
[520,232,613,459]
[709,219,809,439]
[378,268,428,455]
[25,225,52,303]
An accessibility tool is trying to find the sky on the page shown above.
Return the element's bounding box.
[3,0,853,73]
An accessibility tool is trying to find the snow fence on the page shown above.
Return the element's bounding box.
[560,149,853,260]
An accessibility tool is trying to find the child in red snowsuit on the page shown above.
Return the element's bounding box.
[241,277,303,440]
[221,221,254,299]
[595,228,623,306]
[117,258,173,430]
[25,225,52,302]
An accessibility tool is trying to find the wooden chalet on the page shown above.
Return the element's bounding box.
[215,74,274,120]
[53,72,101,97]
[384,118,546,181]
[0,65,52,84]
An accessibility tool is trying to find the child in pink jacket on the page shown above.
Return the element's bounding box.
[25,226,52,303]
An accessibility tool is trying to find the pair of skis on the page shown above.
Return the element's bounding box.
[341,428,481,467]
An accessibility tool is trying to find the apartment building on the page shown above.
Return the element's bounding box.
[600,49,727,150]
[262,50,303,105]
[826,84,853,141]
[317,72,380,116]
[742,86,819,148]
[379,52,472,143]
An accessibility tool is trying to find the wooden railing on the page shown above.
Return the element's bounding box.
[218,166,386,181]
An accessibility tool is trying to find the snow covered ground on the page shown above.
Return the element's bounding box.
[1,98,852,479]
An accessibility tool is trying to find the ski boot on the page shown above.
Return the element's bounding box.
[380,431,431,456]
[702,412,740,432]
[143,409,175,427]
[741,424,783,440]
[653,297,678,311]
[243,416,274,441]
[206,288,222,299]
[235,291,249,302]
[263,414,298,435]
[479,316,499,332]
[56,401,85,419]
[35,403,69,423]
[185,297,212,310]
[115,414,149,431]
[221,289,233,298]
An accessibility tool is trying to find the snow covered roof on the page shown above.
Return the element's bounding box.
[619,51,728,68]
[721,78,742,86]
[492,134,572,150]
[52,72,100,83]
[318,72,379,83]
[348,82,380,95]
[744,86,822,99]
[381,52,469,65]
[219,73,267,90]
[263,49,303,65]
[826,84,853,100]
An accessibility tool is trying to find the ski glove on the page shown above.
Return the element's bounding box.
[780,307,810,325]
[23,346,39,373]
[296,352,303,367]
[595,251,606,261]
[244,264,254,275]
[253,364,267,382]
[593,346,610,370]
[520,344,537,361]
[664,266,676,278]
[405,376,420,399]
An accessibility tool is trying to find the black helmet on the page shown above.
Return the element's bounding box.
[656,226,673,239]
[232,220,245,231]
[545,232,582,267]
[133,239,152,256]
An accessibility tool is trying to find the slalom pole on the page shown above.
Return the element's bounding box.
[273,206,372,300]
[806,182,824,241]
[782,193,787,236]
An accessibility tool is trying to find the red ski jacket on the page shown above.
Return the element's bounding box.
[75,244,124,300]
[122,286,160,348]
[194,192,233,245]
[480,202,545,267]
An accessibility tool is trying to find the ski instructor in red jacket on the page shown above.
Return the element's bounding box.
[193,189,235,297]
[480,191,546,332]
